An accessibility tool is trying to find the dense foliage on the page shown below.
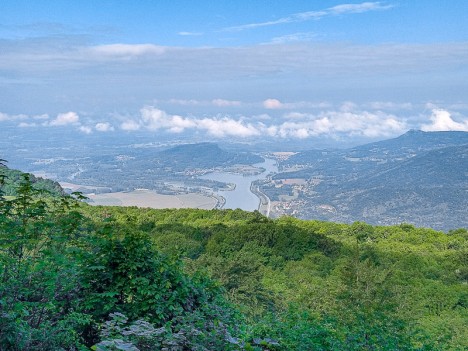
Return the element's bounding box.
[0,161,63,197]
[1,164,467,350]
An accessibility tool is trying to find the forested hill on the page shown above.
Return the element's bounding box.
[0,160,64,197]
[155,142,263,169]
[0,167,467,350]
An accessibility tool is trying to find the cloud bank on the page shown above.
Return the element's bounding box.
[117,106,407,139]
[3,107,467,141]
[47,112,80,126]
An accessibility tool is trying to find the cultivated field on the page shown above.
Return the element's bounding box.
[86,189,217,209]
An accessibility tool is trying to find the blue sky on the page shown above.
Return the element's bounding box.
[1,1,468,143]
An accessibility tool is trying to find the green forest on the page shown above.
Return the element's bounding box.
[0,164,467,350]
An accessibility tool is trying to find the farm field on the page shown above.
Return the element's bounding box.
[86,189,217,209]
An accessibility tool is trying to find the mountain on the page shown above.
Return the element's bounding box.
[267,131,468,230]
[153,142,263,170]
[350,129,468,156]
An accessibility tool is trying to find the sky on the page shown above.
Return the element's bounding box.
[1,0,468,144]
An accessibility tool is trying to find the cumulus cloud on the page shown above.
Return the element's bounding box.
[120,119,141,131]
[272,110,407,139]
[421,109,468,132]
[197,117,259,137]
[140,107,196,132]
[95,122,114,132]
[139,106,257,136]
[263,98,284,109]
[78,126,92,134]
[47,112,80,126]
[3,104,411,140]
[120,106,407,139]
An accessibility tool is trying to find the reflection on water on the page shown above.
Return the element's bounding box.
[200,158,277,211]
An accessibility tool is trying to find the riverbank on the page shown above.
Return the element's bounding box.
[250,181,271,217]
[199,158,278,211]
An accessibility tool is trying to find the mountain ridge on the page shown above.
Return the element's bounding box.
[266,131,468,230]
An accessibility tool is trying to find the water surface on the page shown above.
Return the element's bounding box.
[200,158,277,211]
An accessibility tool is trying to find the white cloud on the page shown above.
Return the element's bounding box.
[340,101,359,112]
[139,106,256,136]
[225,2,393,31]
[197,117,259,137]
[140,107,196,132]
[2,104,413,140]
[78,126,92,134]
[132,106,407,139]
[32,114,50,120]
[48,112,80,126]
[120,119,141,131]
[329,2,392,15]
[366,101,413,110]
[167,99,202,106]
[284,112,308,119]
[89,44,166,58]
[263,99,331,110]
[269,32,317,44]
[212,99,242,107]
[178,31,203,36]
[18,122,37,127]
[272,110,406,139]
[0,112,28,121]
[421,109,468,132]
[263,98,283,109]
[95,122,114,132]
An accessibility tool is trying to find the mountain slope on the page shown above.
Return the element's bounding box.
[268,131,468,230]
[153,142,263,170]
[0,162,64,197]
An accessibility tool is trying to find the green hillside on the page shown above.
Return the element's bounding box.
[0,168,467,350]
[0,160,64,197]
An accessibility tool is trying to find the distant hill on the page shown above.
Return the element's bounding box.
[268,131,468,230]
[151,142,263,171]
[351,129,468,155]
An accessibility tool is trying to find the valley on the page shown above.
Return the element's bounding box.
[1,129,467,231]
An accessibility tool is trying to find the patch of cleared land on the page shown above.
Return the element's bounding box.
[59,182,110,193]
[86,189,217,209]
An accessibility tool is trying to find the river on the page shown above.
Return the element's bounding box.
[200,158,278,211]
